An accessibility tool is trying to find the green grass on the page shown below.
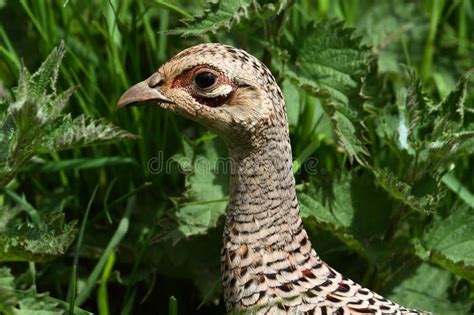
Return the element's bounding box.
[0,0,473,314]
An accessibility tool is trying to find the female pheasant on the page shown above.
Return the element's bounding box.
[117,44,428,314]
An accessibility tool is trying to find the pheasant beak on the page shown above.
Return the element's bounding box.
[116,73,173,111]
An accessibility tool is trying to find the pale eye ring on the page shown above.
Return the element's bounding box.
[193,71,217,89]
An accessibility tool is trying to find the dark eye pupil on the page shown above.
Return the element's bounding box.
[194,72,216,89]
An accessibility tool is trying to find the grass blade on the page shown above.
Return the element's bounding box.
[442,173,474,208]
[168,296,178,315]
[75,185,137,306]
[68,185,99,315]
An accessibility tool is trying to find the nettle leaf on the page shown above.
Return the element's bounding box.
[13,289,63,315]
[0,267,17,314]
[423,71,474,161]
[388,263,470,313]
[373,169,439,214]
[298,172,392,257]
[166,0,290,37]
[9,97,49,141]
[0,42,136,187]
[373,105,400,146]
[168,137,228,239]
[356,2,426,74]
[39,114,136,152]
[167,0,253,37]
[45,87,76,120]
[415,206,474,280]
[0,89,11,123]
[25,42,65,98]
[369,71,472,217]
[427,130,474,160]
[0,115,15,164]
[405,70,435,143]
[0,210,77,262]
[0,267,90,315]
[285,20,374,164]
[438,69,472,124]
[404,70,474,165]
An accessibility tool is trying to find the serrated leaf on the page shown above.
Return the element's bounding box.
[39,114,137,152]
[296,23,372,103]
[405,70,435,140]
[166,0,253,37]
[14,289,63,315]
[0,211,77,262]
[168,138,229,239]
[166,0,290,37]
[427,130,474,160]
[404,70,473,160]
[373,169,439,214]
[388,263,470,313]
[0,43,137,188]
[0,267,90,315]
[26,41,65,98]
[416,205,474,280]
[0,114,15,164]
[298,172,392,256]
[373,106,401,145]
[332,112,368,163]
[284,20,374,164]
[355,2,426,74]
[438,69,473,124]
[0,267,17,315]
[9,97,49,142]
[45,87,75,120]
[15,67,31,100]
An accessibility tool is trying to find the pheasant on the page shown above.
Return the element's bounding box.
[117,44,428,314]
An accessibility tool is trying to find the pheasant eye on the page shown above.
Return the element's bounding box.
[194,72,217,89]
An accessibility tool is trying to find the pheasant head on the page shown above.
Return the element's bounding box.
[117,43,286,149]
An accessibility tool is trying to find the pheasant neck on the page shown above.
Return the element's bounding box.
[226,131,299,228]
[222,126,317,310]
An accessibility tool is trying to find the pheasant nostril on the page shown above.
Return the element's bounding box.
[147,73,163,88]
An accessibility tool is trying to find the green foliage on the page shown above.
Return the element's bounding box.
[298,173,391,256]
[373,169,439,214]
[0,26,138,314]
[387,263,470,313]
[167,137,228,239]
[404,69,474,164]
[166,0,255,36]
[0,42,136,266]
[283,20,373,164]
[0,207,76,262]
[415,205,474,280]
[0,42,135,187]
[0,0,473,314]
[40,114,136,152]
[166,0,290,37]
[0,267,91,315]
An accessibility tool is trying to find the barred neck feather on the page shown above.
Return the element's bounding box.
[221,99,426,315]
